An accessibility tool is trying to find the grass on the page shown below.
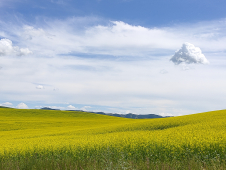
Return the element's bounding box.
[0,108,226,169]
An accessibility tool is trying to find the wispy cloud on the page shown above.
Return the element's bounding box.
[1,17,226,59]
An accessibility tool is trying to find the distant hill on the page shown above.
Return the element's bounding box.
[41,108,169,119]
[40,107,60,110]
[0,106,11,109]
[92,112,165,119]
[66,110,167,119]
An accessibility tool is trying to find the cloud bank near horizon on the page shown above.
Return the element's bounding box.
[17,103,29,109]
[0,102,13,107]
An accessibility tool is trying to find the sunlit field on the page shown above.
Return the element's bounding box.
[0,108,226,169]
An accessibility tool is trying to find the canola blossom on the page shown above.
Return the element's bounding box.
[0,108,226,163]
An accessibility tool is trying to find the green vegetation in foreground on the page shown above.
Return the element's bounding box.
[0,108,226,169]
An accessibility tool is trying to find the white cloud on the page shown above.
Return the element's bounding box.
[36,85,44,89]
[0,39,32,56]
[0,39,15,56]
[125,110,131,114]
[1,102,13,106]
[23,26,49,40]
[67,105,77,110]
[170,42,209,65]
[44,106,65,110]
[158,113,174,117]
[81,106,91,111]
[20,48,33,56]
[17,103,28,109]
[34,106,42,109]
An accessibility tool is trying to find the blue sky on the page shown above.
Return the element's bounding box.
[1,0,226,26]
[0,0,226,116]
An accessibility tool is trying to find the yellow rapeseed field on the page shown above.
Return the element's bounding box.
[0,108,226,163]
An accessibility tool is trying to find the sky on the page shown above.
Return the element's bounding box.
[0,0,226,116]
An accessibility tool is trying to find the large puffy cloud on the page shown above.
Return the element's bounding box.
[170,42,209,65]
[17,103,28,109]
[0,39,32,56]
